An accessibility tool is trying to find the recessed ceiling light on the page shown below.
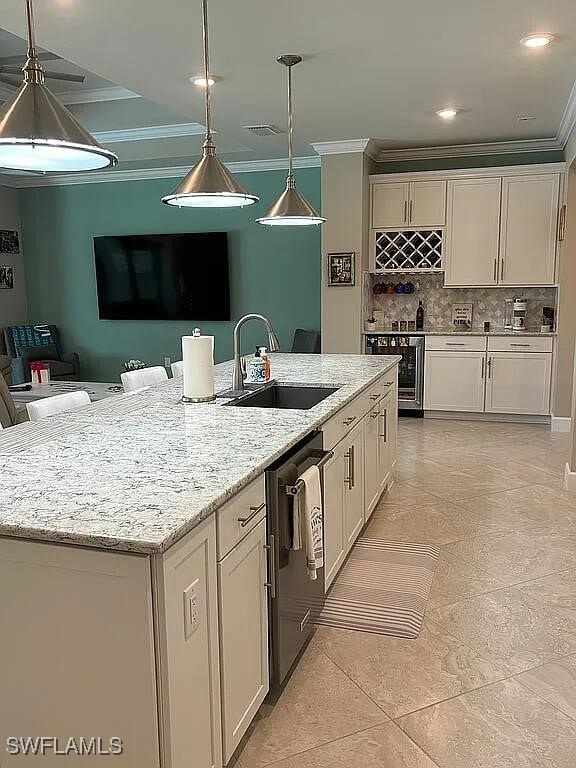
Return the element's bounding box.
[190,75,216,87]
[520,34,555,48]
[436,108,457,120]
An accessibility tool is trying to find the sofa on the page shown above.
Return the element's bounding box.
[4,324,80,385]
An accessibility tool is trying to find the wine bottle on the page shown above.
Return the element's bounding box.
[416,300,424,331]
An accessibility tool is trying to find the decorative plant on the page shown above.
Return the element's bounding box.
[123,359,146,372]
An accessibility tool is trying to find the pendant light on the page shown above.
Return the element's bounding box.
[257,55,325,226]
[162,0,258,208]
[0,0,118,173]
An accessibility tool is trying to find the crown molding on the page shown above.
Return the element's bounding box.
[311,138,379,159]
[93,122,206,144]
[1,155,321,188]
[369,161,566,183]
[374,136,562,162]
[557,81,576,149]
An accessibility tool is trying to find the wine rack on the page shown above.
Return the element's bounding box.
[374,229,443,272]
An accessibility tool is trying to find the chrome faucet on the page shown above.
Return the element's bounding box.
[233,314,280,391]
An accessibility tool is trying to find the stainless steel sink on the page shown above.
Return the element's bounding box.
[225,383,339,410]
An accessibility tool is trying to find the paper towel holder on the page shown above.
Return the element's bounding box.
[181,328,217,404]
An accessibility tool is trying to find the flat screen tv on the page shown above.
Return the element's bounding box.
[94,232,230,321]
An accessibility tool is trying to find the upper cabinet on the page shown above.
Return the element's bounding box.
[444,178,502,286]
[372,180,446,228]
[369,166,563,285]
[499,174,560,286]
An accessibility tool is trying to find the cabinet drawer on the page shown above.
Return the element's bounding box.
[216,475,266,560]
[358,376,395,414]
[322,399,364,449]
[487,336,553,353]
[426,335,487,352]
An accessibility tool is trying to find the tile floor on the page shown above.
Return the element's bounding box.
[238,418,576,768]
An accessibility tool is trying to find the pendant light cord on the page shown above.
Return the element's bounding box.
[24,0,44,84]
[201,0,214,152]
[286,63,294,188]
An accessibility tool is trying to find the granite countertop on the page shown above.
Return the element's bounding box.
[362,328,556,337]
[0,354,399,555]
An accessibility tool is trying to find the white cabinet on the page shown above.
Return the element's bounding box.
[499,174,559,286]
[424,351,486,412]
[323,442,346,589]
[372,182,409,227]
[410,180,447,226]
[218,518,269,763]
[372,180,446,228]
[343,421,365,553]
[485,352,552,415]
[157,517,222,768]
[364,402,382,520]
[445,178,501,286]
[379,391,396,487]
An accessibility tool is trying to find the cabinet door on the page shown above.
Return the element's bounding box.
[409,180,447,226]
[364,404,382,521]
[343,422,365,553]
[323,444,346,590]
[485,352,552,415]
[499,174,559,286]
[219,518,269,763]
[424,351,486,412]
[372,182,409,227]
[445,178,501,286]
[379,392,396,494]
[157,516,220,768]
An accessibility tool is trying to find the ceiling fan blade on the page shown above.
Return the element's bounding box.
[0,52,62,67]
[0,74,19,89]
[0,65,85,83]
[43,70,85,83]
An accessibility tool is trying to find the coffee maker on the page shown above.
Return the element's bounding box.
[512,298,527,332]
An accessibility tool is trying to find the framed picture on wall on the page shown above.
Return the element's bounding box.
[0,230,19,254]
[327,252,355,287]
[0,265,14,289]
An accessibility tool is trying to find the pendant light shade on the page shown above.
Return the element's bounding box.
[0,0,117,173]
[162,0,258,208]
[257,55,325,227]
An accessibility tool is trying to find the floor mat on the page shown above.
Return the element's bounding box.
[315,538,440,638]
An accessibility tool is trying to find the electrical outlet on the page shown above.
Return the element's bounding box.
[164,356,171,368]
[183,581,200,639]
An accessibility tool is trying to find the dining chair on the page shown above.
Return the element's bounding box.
[26,391,91,421]
[120,366,168,393]
[171,360,184,378]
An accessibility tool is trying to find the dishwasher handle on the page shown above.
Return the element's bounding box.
[283,449,334,496]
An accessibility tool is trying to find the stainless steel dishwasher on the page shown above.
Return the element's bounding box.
[266,431,333,688]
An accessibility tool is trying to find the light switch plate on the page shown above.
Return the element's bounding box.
[164,356,171,368]
[183,580,200,639]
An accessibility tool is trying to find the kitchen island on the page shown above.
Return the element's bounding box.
[0,353,399,768]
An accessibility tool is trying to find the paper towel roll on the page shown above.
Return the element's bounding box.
[182,329,215,402]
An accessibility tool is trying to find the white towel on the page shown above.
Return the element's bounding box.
[293,465,324,580]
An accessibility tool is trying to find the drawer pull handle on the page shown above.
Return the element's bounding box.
[384,381,394,386]
[342,416,357,426]
[510,343,531,347]
[369,394,380,401]
[370,411,380,419]
[445,342,466,346]
[238,502,265,527]
[264,533,277,598]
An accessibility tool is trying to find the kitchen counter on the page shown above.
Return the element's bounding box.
[0,353,399,554]
[363,328,556,337]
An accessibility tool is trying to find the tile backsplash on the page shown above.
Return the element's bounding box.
[367,272,557,332]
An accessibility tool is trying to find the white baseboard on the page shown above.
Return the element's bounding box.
[565,463,576,491]
[552,416,572,433]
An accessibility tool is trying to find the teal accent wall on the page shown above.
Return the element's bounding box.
[372,150,565,174]
[18,168,321,381]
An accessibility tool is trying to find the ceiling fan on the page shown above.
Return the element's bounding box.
[0,64,85,91]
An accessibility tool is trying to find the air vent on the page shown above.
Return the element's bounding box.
[241,124,283,136]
